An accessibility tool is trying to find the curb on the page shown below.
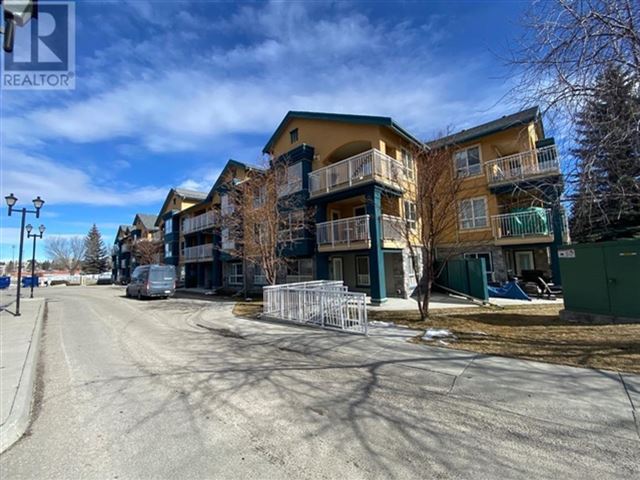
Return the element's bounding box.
[0,298,46,454]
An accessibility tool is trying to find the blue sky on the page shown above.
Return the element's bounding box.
[0,0,533,261]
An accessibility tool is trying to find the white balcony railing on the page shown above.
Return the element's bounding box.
[309,149,408,197]
[485,145,560,185]
[182,210,218,235]
[182,243,214,261]
[492,209,553,240]
[317,215,370,249]
[381,214,406,241]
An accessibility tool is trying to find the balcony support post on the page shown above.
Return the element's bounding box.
[366,186,387,305]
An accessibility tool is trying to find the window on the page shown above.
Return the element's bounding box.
[254,222,267,243]
[253,264,267,285]
[279,210,305,242]
[404,200,417,229]
[356,256,370,286]
[228,263,243,285]
[287,258,313,282]
[290,128,299,144]
[221,194,234,215]
[454,146,481,177]
[277,162,303,197]
[253,185,266,207]
[165,219,172,234]
[221,228,234,250]
[354,205,366,217]
[164,243,172,258]
[401,148,414,180]
[459,197,488,230]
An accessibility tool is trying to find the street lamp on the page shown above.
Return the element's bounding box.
[5,193,45,316]
[26,224,45,299]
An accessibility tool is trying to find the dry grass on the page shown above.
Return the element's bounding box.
[233,300,263,319]
[232,299,640,373]
[379,304,640,374]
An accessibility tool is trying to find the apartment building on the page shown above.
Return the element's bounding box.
[154,188,207,268]
[263,111,421,304]
[111,213,158,283]
[428,107,566,284]
[177,160,263,290]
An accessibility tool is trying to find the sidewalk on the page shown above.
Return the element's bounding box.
[0,298,46,453]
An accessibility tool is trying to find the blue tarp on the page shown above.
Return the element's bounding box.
[0,276,10,289]
[21,276,39,288]
[488,281,530,301]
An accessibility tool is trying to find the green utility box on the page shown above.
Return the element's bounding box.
[559,239,640,320]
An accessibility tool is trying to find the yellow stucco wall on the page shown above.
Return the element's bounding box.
[438,122,541,245]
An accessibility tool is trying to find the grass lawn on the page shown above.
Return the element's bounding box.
[232,299,640,374]
[372,305,640,374]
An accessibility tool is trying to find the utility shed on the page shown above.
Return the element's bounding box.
[559,239,640,322]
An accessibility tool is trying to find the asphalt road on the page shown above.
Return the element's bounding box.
[0,286,638,479]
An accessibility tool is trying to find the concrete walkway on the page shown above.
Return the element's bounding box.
[0,298,46,453]
[370,292,564,310]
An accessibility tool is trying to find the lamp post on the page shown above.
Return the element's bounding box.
[26,224,45,299]
[5,193,45,316]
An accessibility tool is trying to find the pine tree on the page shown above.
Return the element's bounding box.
[82,224,109,273]
[571,67,640,241]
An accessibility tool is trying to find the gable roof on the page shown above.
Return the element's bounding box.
[114,224,131,242]
[428,106,541,148]
[206,159,265,199]
[154,188,208,226]
[133,213,158,231]
[262,111,422,153]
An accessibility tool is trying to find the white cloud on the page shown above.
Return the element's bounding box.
[0,148,168,207]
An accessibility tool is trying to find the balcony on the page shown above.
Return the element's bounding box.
[309,149,408,198]
[316,215,371,252]
[491,208,554,245]
[121,244,131,253]
[182,243,214,262]
[182,210,218,235]
[485,145,560,186]
[151,231,162,242]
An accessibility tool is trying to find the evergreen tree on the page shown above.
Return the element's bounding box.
[82,224,109,273]
[571,67,640,241]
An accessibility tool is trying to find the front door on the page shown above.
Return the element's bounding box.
[514,251,535,275]
[331,257,343,281]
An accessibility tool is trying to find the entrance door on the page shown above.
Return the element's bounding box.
[331,257,343,281]
[514,251,534,275]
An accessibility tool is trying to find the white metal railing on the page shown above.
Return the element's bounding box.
[182,210,218,234]
[263,280,368,334]
[492,209,553,239]
[381,214,405,241]
[316,215,370,248]
[182,243,214,261]
[485,145,560,185]
[309,149,408,197]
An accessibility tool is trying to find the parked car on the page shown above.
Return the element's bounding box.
[96,272,113,285]
[126,265,176,299]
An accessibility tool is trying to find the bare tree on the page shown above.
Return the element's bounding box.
[45,237,86,275]
[132,239,162,265]
[222,159,314,287]
[390,142,493,320]
[509,0,640,232]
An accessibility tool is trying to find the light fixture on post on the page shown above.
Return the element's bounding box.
[5,193,45,316]
[26,223,45,299]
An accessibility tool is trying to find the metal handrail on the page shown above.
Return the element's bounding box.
[485,145,560,184]
[491,209,553,239]
[316,215,370,248]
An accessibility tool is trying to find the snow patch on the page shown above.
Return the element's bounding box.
[423,328,456,341]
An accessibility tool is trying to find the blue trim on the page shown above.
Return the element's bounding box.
[308,182,402,204]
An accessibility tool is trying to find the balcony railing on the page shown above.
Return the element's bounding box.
[182,243,214,262]
[309,149,408,198]
[492,209,553,240]
[317,215,370,249]
[381,214,406,241]
[182,210,218,234]
[485,145,560,185]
